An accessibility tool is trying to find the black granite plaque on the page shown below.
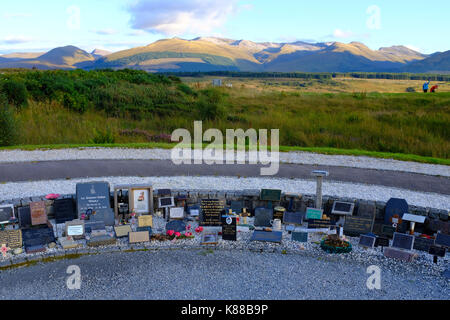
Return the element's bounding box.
[221,216,237,241]
[260,189,281,202]
[157,189,171,196]
[413,237,434,252]
[429,245,446,257]
[283,212,303,225]
[392,232,414,250]
[381,225,396,238]
[435,233,450,248]
[18,206,32,228]
[22,226,55,251]
[359,235,376,248]
[375,236,390,247]
[307,219,332,229]
[343,216,374,236]
[76,182,111,216]
[429,220,450,235]
[166,220,186,233]
[136,226,153,237]
[384,198,408,225]
[0,205,14,223]
[54,198,76,224]
[230,201,244,213]
[292,232,308,243]
[357,202,376,218]
[84,221,106,233]
[254,208,273,227]
[200,199,224,226]
[250,231,282,243]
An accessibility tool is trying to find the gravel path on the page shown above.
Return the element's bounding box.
[0,176,449,210]
[0,249,448,300]
[0,148,447,177]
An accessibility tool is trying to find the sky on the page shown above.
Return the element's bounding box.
[0,0,449,55]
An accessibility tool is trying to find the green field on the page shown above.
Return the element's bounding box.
[0,69,449,162]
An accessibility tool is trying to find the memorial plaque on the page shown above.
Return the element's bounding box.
[260,189,282,202]
[283,212,303,225]
[428,220,450,235]
[306,208,323,220]
[250,231,283,243]
[157,189,171,196]
[0,230,22,249]
[200,199,224,226]
[76,182,111,216]
[84,221,106,233]
[413,237,434,252]
[158,197,175,208]
[221,216,237,241]
[65,220,85,240]
[429,245,446,257]
[129,231,150,244]
[114,225,132,238]
[169,207,185,220]
[307,219,332,229]
[343,216,374,236]
[357,202,376,219]
[359,235,376,248]
[392,232,414,251]
[53,198,76,224]
[0,205,15,224]
[138,215,153,228]
[254,208,273,227]
[402,213,426,224]
[230,201,244,214]
[18,206,32,228]
[129,186,153,215]
[201,229,219,245]
[22,226,55,251]
[87,235,116,247]
[435,233,450,248]
[384,247,416,262]
[136,226,152,237]
[30,201,47,225]
[375,236,390,248]
[166,220,186,233]
[384,198,408,225]
[292,231,308,243]
[188,205,201,217]
[381,225,396,238]
[59,237,79,250]
[331,201,354,216]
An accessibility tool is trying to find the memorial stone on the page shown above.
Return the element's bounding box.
[200,199,224,226]
[221,216,237,241]
[250,231,283,243]
[30,201,47,225]
[254,208,273,227]
[344,216,374,236]
[54,198,76,224]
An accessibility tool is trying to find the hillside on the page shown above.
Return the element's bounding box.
[0,38,447,73]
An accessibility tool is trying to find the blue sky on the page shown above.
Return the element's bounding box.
[0,0,448,54]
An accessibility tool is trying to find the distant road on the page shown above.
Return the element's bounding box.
[0,159,448,194]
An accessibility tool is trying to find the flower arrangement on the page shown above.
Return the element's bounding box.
[320,234,352,254]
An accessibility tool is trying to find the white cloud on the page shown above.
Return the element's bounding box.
[333,29,355,39]
[91,28,118,35]
[3,13,32,19]
[405,44,422,53]
[1,36,33,44]
[127,0,238,36]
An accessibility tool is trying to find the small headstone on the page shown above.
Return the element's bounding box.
[291,231,308,243]
[357,202,376,218]
[359,235,376,248]
[230,201,244,214]
[200,199,224,226]
[65,220,85,240]
[435,233,450,248]
[221,216,237,241]
[188,205,201,217]
[18,206,32,228]
[158,196,175,208]
[273,206,285,221]
[22,226,55,253]
[381,225,396,238]
[384,247,416,262]
[84,221,106,233]
[87,235,116,247]
[306,208,323,220]
[307,219,332,229]
[384,198,408,225]
[251,231,283,243]
[260,189,282,202]
[331,201,354,216]
[53,198,76,224]
[429,245,446,257]
[59,237,79,250]
[157,189,171,196]
[30,201,47,225]
[0,205,14,224]
[169,207,185,220]
[343,216,374,236]
[114,225,132,238]
[129,231,150,244]
[413,237,434,252]
[136,226,152,237]
[166,220,186,233]
[201,229,219,245]
[392,232,415,251]
[254,208,273,227]
[375,236,390,248]
[76,182,111,216]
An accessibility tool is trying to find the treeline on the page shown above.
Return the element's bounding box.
[163,71,450,81]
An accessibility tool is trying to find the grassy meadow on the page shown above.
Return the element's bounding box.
[0,69,449,162]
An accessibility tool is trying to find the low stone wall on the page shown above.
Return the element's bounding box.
[3,189,449,234]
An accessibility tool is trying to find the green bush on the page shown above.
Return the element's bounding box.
[90,128,116,144]
[1,79,28,107]
[0,95,18,146]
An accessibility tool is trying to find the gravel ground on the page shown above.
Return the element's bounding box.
[0,248,448,300]
[1,176,448,210]
[0,148,448,177]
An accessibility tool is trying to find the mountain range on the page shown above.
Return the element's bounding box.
[0,37,449,73]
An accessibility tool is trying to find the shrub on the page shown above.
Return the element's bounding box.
[0,95,18,146]
[406,87,416,92]
[1,79,28,107]
[90,128,116,144]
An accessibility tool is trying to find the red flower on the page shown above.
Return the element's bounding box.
[185,232,193,237]
[175,232,181,237]
[195,226,203,233]
[167,230,175,236]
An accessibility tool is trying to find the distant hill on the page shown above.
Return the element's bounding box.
[401,50,450,73]
[0,38,448,73]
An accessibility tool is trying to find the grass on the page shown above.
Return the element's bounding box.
[1,142,449,165]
